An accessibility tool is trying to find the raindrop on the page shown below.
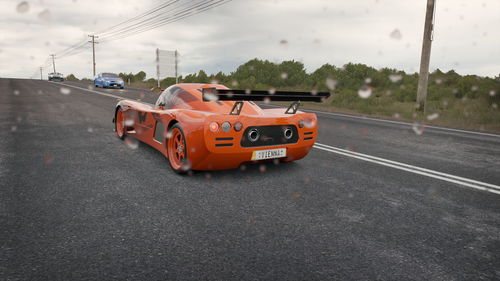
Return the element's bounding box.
[268,88,276,95]
[60,87,71,95]
[38,9,51,22]
[263,97,271,104]
[273,159,280,165]
[124,136,139,149]
[210,79,218,85]
[87,127,94,133]
[388,74,402,83]
[259,164,266,173]
[365,78,372,84]
[231,80,239,87]
[492,103,498,109]
[16,116,22,122]
[16,1,29,13]
[325,77,337,90]
[139,92,145,99]
[280,72,288,79]
[124,119,134,126]
[358,86,372,99]
[435,78,442,85]
[87,85,93,90]
[13,90,20,96]
[471,85,478,91]
[412,122,425,135]
[181,159,192,172]
[245,88,251,95]
[190,147,196,153]
[165,131,173,139]
[489,90,496,97]
[311,89,318,96]
[37,90,43,95]
[393,113,400,118]
[279,39,288,45]
[240,164,247,171]
[427,113,439,121]
[11,125,17,132]
[390,29,402,40]
[304,119,315,128]
[203,92,219,102]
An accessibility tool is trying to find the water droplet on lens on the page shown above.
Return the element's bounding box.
[412,122,425,135]
[210,79,218,85]
[204,92,218,101]
[124,137,139,149]
[325,77,337,90]
[268,88,276,95]
[279,39,288,45]
[280,72,288,79]
[124,119,134,126]
[231,80,239,87]
[240,164,247,171]
[181,159,192,171]
[390,28,402,40]
[393,113,400,118]
[426,113,439,121]
[60,87,71,95]
[259,164,266,173]
[11,125,17,132]
[16,1,29,13]
[358,86,372,98]
[263,97,270,104]
[38,9,51,22]
[489,90,496,97]
[388,74,402,83]
[87,127,94,133]
[165,131,173,139]
[273,159,280,165]
[245,88,251,95]
[14,90,20,96]
[365,78,372,84]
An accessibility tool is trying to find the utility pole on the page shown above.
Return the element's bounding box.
[415,0,436,113]
[50,54,56,73]
[40,67,43,80]
[156,48,161,88]
[174,50,178,84]
[88,35,98,77]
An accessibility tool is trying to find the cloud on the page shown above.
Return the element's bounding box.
[0,0,498,79]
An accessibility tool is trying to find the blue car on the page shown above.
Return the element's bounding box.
[94,72,125,89]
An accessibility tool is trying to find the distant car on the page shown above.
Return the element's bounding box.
[113,83,330,173]
[94,73,124,89]
[48,72,64,82]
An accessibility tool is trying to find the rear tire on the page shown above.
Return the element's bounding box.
[115,108,126,140]
[167,123,190,174]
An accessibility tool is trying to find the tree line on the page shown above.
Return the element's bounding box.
[66,58,500,105]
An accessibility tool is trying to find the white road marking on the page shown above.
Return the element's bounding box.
[314,142,500,195]
[60,82,500,195]
[262,104,500,138]
[58,83,124,99]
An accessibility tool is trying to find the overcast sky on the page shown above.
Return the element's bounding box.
[0,0,498,79]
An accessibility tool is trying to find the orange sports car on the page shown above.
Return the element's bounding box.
[113,83,330,173]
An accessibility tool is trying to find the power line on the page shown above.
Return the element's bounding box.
[98,0,231,42]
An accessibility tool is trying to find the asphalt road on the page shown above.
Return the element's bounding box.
[1,78,500,280]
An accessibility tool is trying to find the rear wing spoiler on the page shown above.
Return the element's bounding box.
[202,88,330,115]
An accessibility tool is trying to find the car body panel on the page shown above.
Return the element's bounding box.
[114,83,320,171]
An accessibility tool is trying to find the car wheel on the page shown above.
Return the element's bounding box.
[115,108,126,140]
[167,123,190,174]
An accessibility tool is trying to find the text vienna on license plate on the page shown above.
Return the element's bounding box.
[251,148,287,161]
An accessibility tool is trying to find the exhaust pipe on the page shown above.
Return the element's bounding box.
[248,129,260,142]
[283,127,293,139]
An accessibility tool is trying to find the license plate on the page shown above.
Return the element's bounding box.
[251,148,287,160]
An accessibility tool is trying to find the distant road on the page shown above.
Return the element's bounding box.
[1,78,499,280]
